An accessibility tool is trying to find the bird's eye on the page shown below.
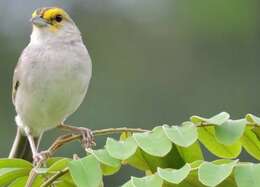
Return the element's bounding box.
[55,15,63,22]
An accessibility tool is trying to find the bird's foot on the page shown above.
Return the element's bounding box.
[58,124,96,151]
[78,127,95,151]
[33,150,51,164]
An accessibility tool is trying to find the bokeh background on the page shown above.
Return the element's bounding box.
[0,0,260,186]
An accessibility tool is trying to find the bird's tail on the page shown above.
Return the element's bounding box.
[9,128,39,162]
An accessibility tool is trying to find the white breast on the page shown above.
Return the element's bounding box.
[15,40,92,136]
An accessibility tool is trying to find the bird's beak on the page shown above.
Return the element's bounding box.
[30,16,49,27]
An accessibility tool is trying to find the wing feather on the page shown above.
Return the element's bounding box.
[12,58,22,105]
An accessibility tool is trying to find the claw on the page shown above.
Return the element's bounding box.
[58,124,96,151]
[33,150,50,164]
[78,127,95,150]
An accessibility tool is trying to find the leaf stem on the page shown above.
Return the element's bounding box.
[41,168,69,187]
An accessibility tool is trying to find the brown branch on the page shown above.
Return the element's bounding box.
[26,127,148,186]
[47,127,148,156]
[94,127,148,135]
[25,162,43,187]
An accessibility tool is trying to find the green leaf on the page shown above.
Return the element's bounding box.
[125,148,150,171]
[69,155,102,187]
[131,174,163,187]
[217,176,237,187]
[212,159,237,165]
[8,176,44,187]
[121,180,134,187]
[163,122,198,147]
[91,149,121,175]
[46,157,67,167]
[190,160,203,169]
[163,170,202,187]
[190,115,207,124]
[105,137,137,160]
[52,180,77,187]
[163,160,236,187]
[0,168,30,186]
[8,176,28,187]
[158,144,186,169]
[246,113,260,125]
[198,126,241,158]
[252,127,260,141]
[59,177,76,187]
[133,126,172,157]
[234,163,260,187]
[126,145,185,173]
[0,159,32,169]
[100,163,121,176]
[176,141,204,163]
[120,131,133,141]
[158,164,191,184]
[48,158,71,172]
[198,160,237,187]
[91,149,121,167]
[47,158,74,185]
[241,127,260,160]
[191,112,230,125]
[208,112,230,125]
[215,119,246,145]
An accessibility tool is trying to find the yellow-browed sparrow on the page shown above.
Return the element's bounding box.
[9,7,93,162]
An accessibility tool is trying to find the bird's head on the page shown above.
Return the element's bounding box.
[30,7,81,42]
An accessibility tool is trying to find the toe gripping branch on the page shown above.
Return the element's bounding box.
[58,124,96,150]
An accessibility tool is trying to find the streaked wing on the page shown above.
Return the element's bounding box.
[12,59,22,105]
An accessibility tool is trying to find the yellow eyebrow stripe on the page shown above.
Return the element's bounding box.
[43,8,69,20]
[32,7,69,21]
[32,7,51,18]
[31,7,70,32]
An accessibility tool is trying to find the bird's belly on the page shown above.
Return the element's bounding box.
[15,63,90,135]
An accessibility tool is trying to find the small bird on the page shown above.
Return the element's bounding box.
[9,7,93,162]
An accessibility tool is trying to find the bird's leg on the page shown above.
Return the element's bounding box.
[27,134,50,163]
[27,134,38,159]
[58,123,95,150]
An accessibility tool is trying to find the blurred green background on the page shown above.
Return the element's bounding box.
[0,0,260,186]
